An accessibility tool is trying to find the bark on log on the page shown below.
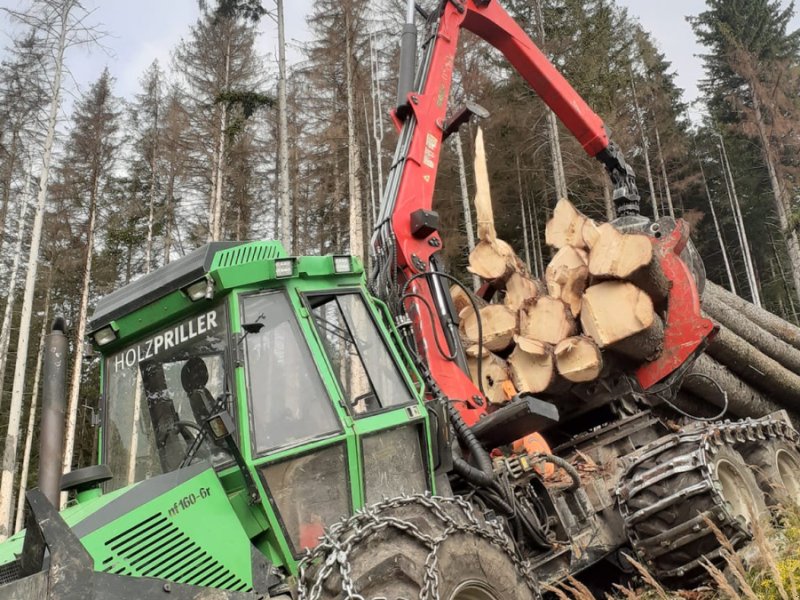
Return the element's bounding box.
[685,353,790,421]
[504,273,545,312]
[520,296,577,345]
[554,336,602,383]
[706,280,800,351]
[706,326,800,410]
[703,289,800,373]
[460,304,517,353]
[466,346,515,406]
[580,281,664,361]
[508,336,557,394]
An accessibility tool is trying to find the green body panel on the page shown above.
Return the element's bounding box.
[0,240,435,589]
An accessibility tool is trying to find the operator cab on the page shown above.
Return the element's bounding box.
[88,240,434,566]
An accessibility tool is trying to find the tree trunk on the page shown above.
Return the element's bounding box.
[0,171,31,415]
[554,336,602,383]
[13,293,50,534]
[705,326,800,411]
[686,354,789,421]
[653,125,674,218]
[630,75,659,219]
[750,87,800,305]
[0,131,19,258]
[454,133,479,290]
[533,0,567,200]
[344,9,364,261]
[0,1,70,541]
[699,159,736,293]
[718,137,760,305]
[276,0,292,253]
[164,170,175,264]
[516,155,532,272]
[703,292,800,374]
[145,88,159,273]
[509,337,557,395]
[705,280,800,351]
[61,173,100,508]
[210,37,231,241]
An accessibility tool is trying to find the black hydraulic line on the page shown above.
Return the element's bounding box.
[39,316,69,507]
[533,453,581,493]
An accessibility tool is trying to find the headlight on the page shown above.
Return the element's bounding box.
[184,278,212,301]
[333,255,352,274]
[274,258,296,278]
[93,326,117,346]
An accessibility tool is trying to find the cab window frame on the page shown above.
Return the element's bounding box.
[100,299,237,492]
[238,289,344,458]
[303,289,418,420]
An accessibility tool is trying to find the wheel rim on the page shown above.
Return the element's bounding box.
[717,458,758,524]
[775,449,800,503]
[450,581,501,600]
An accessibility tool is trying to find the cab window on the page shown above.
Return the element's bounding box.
[241,291,341,454]
[307,293,414,416]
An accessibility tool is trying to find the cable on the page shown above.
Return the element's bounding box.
[660,372,729,423]
[530,453,581,493]
[400,270,487,398]
[401,293,458,361]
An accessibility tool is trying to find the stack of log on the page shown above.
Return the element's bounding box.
[459,127,800,425]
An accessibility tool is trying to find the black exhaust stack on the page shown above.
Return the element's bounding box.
[395,0,418,116]
[38,316,68,507]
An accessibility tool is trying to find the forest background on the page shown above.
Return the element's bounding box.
[0,0,798,538]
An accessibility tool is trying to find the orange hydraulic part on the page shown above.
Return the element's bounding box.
[512,433,555,477]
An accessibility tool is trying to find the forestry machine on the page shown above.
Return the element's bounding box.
[1,1,799,598]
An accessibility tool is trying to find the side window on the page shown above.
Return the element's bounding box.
[241,292,342,454]
[308,293,414,416]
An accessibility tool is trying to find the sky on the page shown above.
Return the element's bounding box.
[1,0,798,123]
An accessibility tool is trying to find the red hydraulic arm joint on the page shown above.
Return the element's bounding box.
[387,0,615,426]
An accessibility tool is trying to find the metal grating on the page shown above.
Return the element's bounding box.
[101,513,250,592]
[0,559,21,585]
[215,243,281,269]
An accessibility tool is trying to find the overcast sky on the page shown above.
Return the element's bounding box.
[2,1,799,123]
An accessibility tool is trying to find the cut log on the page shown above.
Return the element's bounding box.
[545,198,591,249]
[703,292,800,375]
[450,284,475,316]
[685,353,791,422]
[706,326,800,411]
[580,281,664,361]
[554,336,603,383]
[466,346,515,406]
[460,304,517,353]
[473,127,496,243]
[546,246,589,317]
[520,296,577,345]
[705,280,800,353]
[468,238,521,286]
[588,223,670,303]
[582,218,601,249]
[504,273,544,312]
[508,336,557,394]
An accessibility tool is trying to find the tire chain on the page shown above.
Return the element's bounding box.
[616,414,800,582]
[296,493,541,600]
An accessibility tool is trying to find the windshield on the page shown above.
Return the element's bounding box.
[103,306,232,491]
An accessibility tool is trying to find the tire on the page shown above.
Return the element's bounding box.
[297,495,540,600]
[742,439,800,509]
[618,434,768,587]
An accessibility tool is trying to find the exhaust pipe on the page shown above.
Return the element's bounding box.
[395,0,418,113]
[38,316,68,507]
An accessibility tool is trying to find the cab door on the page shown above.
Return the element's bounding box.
[304,291,432,506]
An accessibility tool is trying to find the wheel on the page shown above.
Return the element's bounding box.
[297,494,540,600]
[618,432,768,587]
[742,439,800,508]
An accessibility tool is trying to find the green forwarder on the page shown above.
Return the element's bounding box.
[0,240,443,598]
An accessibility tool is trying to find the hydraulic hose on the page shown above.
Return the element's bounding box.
[446,400,495,488]
[532,453,581,493]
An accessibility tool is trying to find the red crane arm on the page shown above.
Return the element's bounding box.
[376,0,622,425]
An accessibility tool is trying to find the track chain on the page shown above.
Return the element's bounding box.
[616,414,799,585]
[296,493,540,600]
